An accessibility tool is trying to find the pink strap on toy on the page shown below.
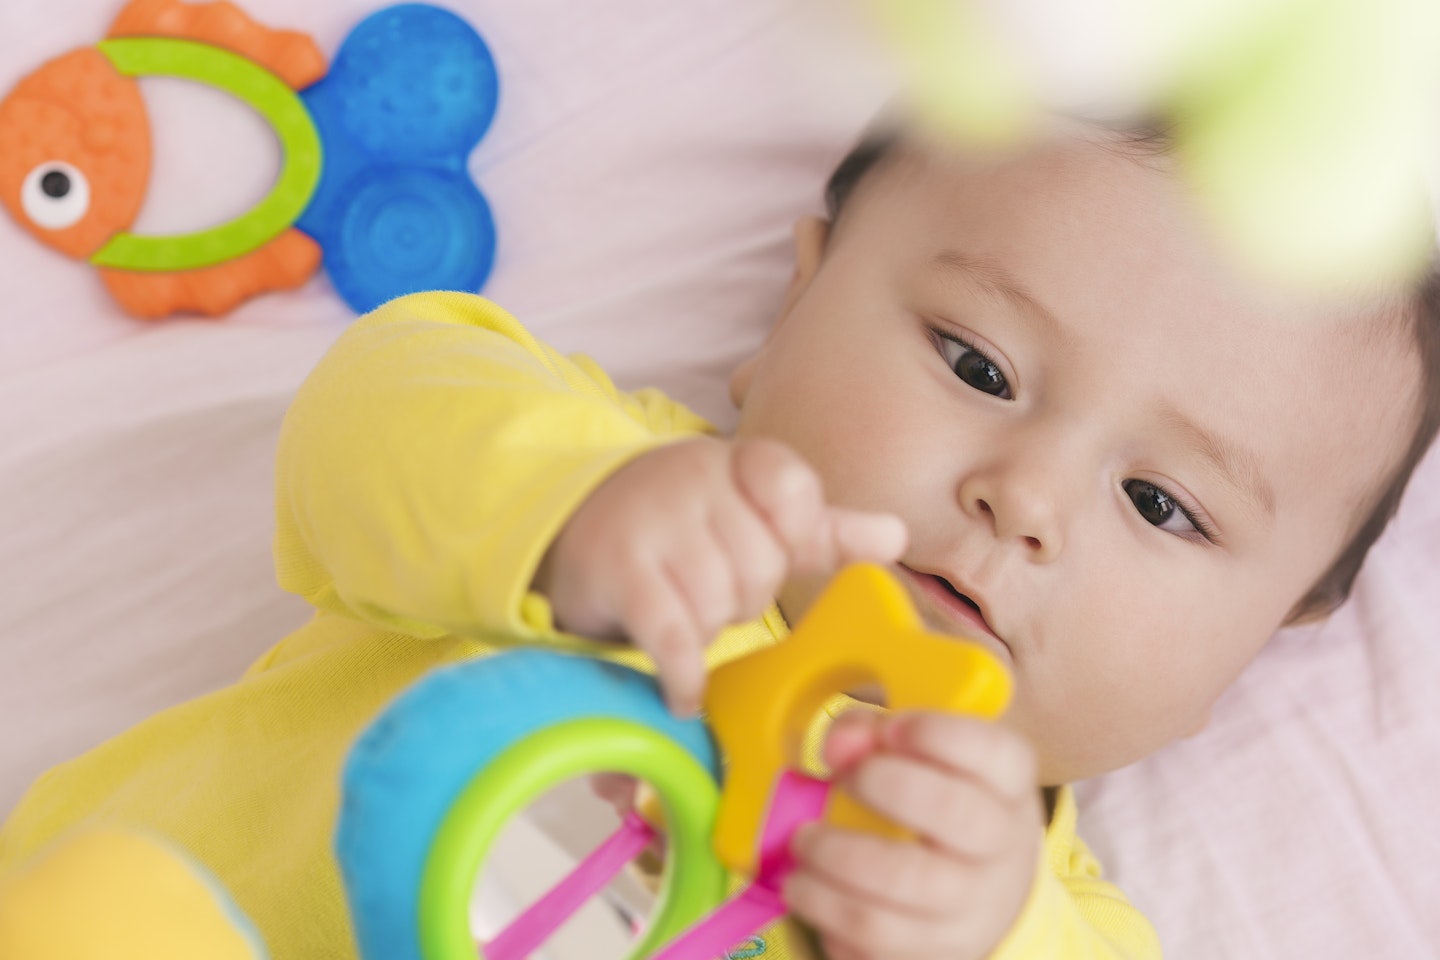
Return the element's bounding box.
[646,771,832,960]
[483,810,657,960]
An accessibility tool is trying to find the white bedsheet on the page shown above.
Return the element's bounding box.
[1,1,1436,957]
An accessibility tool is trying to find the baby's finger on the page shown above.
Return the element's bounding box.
[664,531,744,642]
[730,438,828,557]
[783,866,948,960]
[788,508,909,580]
[822,708,887,776]
[884,713,1038,806]
[826,507,908,565]
[790,823,965,918]
[843,753,1039,860]
[812,942,864,960]
[709,494,789,621]
[619,568,708,717]
[589,772,638,814]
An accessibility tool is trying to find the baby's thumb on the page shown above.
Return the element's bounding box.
[827,508,907,564]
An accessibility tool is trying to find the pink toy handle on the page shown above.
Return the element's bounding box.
[646,771,832,960]
[643,883,787,960]
[483,811,657,960]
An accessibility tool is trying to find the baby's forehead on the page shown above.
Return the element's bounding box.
[878,123,1173,193]
[874,131,1419,330]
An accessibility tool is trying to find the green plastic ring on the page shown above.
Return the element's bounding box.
[91,37,322,272]
[419,717,728,960]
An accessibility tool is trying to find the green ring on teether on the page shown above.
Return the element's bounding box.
[90,37,322,272]
[419,717,727,960]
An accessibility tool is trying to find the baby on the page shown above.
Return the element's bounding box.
[541,122,1440,957]
[2,117,1437,960]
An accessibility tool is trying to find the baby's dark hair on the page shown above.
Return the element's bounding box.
[822,127,1440,622]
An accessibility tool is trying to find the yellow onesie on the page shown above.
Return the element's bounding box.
[0,292,1159,960]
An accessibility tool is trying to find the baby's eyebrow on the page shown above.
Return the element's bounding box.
[1158,403,1277,519]
[932,250,1060,335]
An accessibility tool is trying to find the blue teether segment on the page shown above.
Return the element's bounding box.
[336,649,719,960]
[297,4,499,313]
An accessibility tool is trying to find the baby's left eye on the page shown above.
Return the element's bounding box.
[1123,479,1201,537]
[936,332,1011,399]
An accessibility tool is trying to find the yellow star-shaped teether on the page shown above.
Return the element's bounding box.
[702,563,1013,876]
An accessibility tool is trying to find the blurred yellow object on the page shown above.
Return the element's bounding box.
[703,563,1012,876]
[0,829,266,960]
[862,0,1037,144]
[864,0,1440,289]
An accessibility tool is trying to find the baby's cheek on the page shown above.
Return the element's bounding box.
[788,385,913,506]
[1030,599,1215,779]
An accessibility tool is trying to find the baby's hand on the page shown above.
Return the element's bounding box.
[785,710,1044,960]
[534,437,906,715]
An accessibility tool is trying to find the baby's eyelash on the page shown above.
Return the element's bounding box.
[1157,481,1221,544]
[928,326,1013,399]
[931,327,1002,370]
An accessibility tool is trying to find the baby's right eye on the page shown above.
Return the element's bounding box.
[935,330,1011,399]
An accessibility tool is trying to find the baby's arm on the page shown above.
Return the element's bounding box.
[275,291,901,685]
[535,436,906,715]
[275,292,723,645]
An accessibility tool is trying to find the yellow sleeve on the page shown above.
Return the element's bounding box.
[988,787,1162,959]
[273,290,714,644]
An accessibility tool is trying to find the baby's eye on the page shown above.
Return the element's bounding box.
[1123,479,1204,538]
[936,332,1010,398]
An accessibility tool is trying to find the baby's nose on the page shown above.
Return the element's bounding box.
[958,454,1070,562]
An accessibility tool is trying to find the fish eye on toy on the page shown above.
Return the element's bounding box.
[20,161,91,230]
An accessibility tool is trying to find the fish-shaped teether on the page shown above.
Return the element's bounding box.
[0,0,499,318]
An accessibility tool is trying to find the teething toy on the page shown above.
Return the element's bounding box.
[705,563,1012,877]
[0,564,1013,960]
[336,563,1012,960]
[0,0,498,318]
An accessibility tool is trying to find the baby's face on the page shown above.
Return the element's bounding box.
[732,135,1421,784]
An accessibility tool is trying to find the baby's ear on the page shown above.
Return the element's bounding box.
[729,217,831,408]
[1283,607,1336,627]
[1282,593,1343,626]
[789,215,829,289]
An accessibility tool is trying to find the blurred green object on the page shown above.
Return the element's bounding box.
[864,0,1439,290]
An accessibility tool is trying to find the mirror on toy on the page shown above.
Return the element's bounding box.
[470,777,674,960]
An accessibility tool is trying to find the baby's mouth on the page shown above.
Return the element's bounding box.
[896,563,1009,658]
[939,577,984,616]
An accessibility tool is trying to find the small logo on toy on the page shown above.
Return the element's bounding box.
[0,0,499,319]
[726,936,767,958]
